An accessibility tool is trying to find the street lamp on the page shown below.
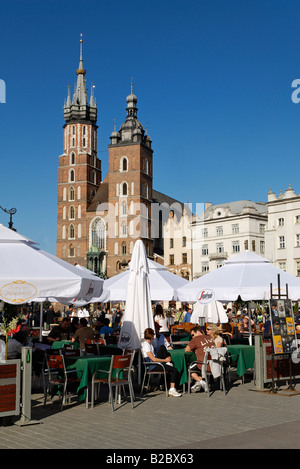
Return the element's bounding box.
[0,206,17,231]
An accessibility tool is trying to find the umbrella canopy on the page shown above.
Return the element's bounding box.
[118,240,154,350]
[0,224,104,305]
[176,250,300,302]
[98,259,189,302]
[190,301,228,324]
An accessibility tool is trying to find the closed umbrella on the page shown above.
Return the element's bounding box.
[118,240,154,351]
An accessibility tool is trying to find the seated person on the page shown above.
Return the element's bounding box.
[206,323,226,347]
[71,318,95,351]
[47,317,73,343]
[99,318,114,336]
[152,322,172,355]
[7,331,28,359]
[185,325,215,392]
[142,327,181,397]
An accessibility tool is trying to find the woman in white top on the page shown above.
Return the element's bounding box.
[141,328,181,397]
[154,304,169,336]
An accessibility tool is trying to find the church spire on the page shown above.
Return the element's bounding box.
[64,34,97,123]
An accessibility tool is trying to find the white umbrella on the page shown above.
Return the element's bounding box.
[0,224,104,305]
[118,240,154,351]
[190,301,228,324]
[98,259,189,302]
[176,250,300,302]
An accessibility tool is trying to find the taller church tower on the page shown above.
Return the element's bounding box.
[56,36,101,265]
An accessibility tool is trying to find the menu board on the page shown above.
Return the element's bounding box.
[269,299,297,354]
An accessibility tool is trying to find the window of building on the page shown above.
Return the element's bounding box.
[69,187,75,201]
[114,242,118,255]
[182,237,187,247]
[77,244,81,257]
[122,201,127,216]
[201,262,209,273]
[69,224,75,239]
[260,240,265,254]
[279,236,285,249]
[70,152,75,165]
[169,254,174,265]
[279,261,286,271]
[260,224,265,234]
[216,243,224,253]
[62,245,66,258]
[182,253,187,264]
[296,216,300,224]
[170,238,174,249]
[121,221,127,236]
[232,224,239,234]
[90,217,106,250]
[69,206,75,220]
[122,182,128,196]
[232,241,240,253]
[202,228,208,238]
[297,234,300,247]
[216,226,223,236]
[297,261,300,277]
[278,218,284,226]
[122,242,127,255]
[216,262,224,269]
[69,169,75,182]
[69,244,75,257]
[121,157,128,172]
[202,244,208,256]
[72,125,76,135]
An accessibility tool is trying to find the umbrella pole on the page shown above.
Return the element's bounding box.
[39,302,43,343]
[248,303,252,346]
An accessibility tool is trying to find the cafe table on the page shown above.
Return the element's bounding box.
[169,348,196,389]
[65,355,112,406]
[227,344,255,378]
[51,340,80,350]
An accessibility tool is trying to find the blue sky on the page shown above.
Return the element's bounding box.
[1,0,300,255]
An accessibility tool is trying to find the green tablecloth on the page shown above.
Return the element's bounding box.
[169,349,196,386]
[51,341,79,350]
[65,355,112,401]
[227,344,255,377]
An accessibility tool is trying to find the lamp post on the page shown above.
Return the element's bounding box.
[0,206,17,231]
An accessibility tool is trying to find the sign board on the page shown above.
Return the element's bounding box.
[269,299,297,354]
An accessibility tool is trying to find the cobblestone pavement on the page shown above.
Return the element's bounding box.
[1,376,300,451]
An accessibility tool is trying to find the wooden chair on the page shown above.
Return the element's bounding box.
[91,354,135,411]
[43,349,83,410]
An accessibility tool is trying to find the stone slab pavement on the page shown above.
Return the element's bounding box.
[1,376,300,454]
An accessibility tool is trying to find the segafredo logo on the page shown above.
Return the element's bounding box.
[197,289,215,304]
[119,331,131,346]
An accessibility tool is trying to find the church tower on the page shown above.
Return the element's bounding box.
[105,83,154,277]
[56,36,101,266]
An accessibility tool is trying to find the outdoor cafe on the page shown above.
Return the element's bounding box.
[2,227,300,424]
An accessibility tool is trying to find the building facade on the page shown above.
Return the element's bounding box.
[265,185,300,276]
[191,200,268,278]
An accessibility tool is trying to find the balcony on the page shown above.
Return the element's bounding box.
[209,251,228,260]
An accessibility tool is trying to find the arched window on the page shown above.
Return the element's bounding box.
[69,206,75,220]
[122,242,127,255]
[62,245,66,257]
[122,201,127,216]
[72,125,76,135]
[69,169,75,182]
[90,217,106,250]
[114,242,118,255]
[69,224,75,239]
[121,221,127,236]
[83,125,86,136]
[122,182,128,196]
[63,187,67,201]
[69,186,75,201]
[69,244,75,257]
[121,156,128,172]
[70,152,75,165]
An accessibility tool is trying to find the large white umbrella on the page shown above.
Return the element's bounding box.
[176,250,300,302]
[98,259,189,302]
[190,301,228,324]
[118,240,154,351]
[0,224,104,305]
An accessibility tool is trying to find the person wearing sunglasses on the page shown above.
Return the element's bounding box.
[185,326,215,392]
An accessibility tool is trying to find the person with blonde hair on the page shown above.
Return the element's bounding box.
[206,323,225,348]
